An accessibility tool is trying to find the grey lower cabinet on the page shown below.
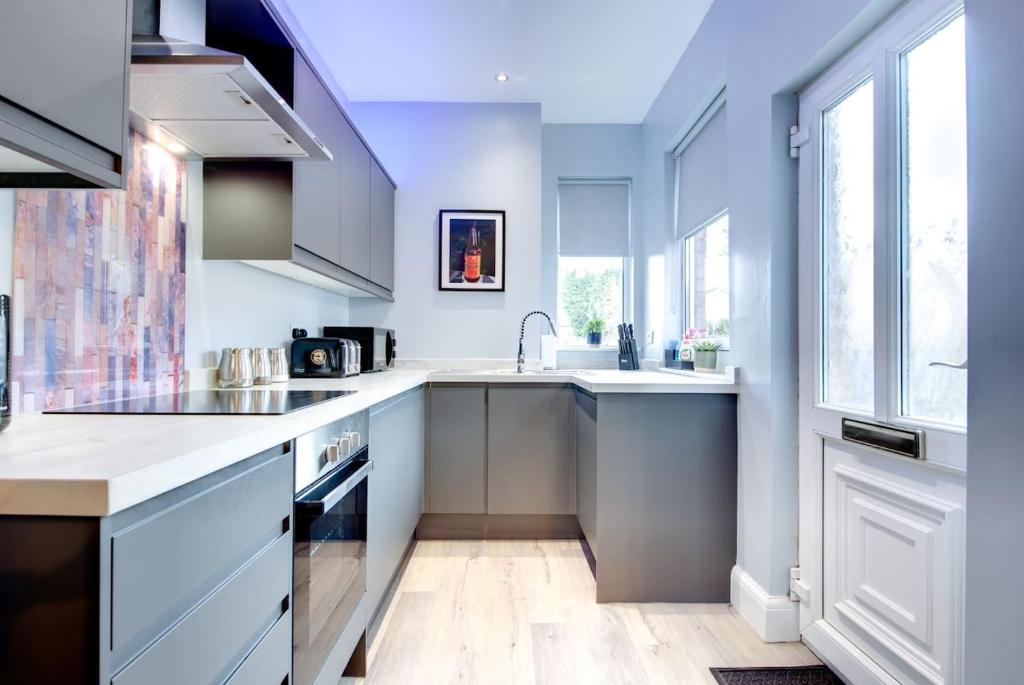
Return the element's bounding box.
[367,388,425,622]
[487,386,575,515]
[0,0,131,188]
[575,388,598,556]
[0,443,293,684]
[426,385,488,514]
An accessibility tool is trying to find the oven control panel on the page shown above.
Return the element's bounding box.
[294,409,369,493]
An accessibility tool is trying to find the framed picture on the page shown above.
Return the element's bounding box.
[438,209,506,291]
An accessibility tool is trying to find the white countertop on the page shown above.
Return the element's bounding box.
[0,367,735,517]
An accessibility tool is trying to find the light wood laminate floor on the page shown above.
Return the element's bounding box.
[347,540,819,684]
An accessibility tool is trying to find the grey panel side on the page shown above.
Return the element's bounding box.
[594,393,737,603]
[0,516,102,682]
[575,388,598,557]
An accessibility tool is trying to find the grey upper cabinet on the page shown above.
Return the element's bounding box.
[370,158,396,291]
[201,3,396,299]
[339,120,371,278]
[427,385,487,514]
[0,0,131,188]
[368,389,425,621]
[292,58,343,265]
[487,386,576,515]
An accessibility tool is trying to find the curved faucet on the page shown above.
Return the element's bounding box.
[517,310,557,373]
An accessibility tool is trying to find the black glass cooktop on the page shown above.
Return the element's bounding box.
[43,389,357,415]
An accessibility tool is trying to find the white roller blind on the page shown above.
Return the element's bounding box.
[676,102,727,235]
[557,182,630,257]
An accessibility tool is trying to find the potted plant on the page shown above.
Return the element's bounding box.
[693,339,721,372]
[584,318,605,347]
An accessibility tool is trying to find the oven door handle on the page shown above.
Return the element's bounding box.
[295,460,372,516]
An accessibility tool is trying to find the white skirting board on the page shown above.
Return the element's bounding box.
[729,565,800,643]
[802,620,900,685]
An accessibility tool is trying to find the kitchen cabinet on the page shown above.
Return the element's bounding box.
[292,56,344,265]
[370,158,396,290]
[0,0,131,188]
[575,388,598,557]
[487,386,575,515]
[426,385,487,514]
[368,388,425,622]
[0,443,293,683]
[202,1,396,299]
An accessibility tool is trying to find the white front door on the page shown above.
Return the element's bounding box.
[797,1,968,683]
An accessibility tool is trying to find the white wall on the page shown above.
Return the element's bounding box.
[540,124,643,365]
[182,161,349,370]
[638,0,904,605]
[964,0,1024,679]
[344,102,543,361]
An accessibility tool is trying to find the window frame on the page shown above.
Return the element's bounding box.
[555,178,634,351]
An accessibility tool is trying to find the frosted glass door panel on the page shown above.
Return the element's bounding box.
[822,79,875,411]
[901,15,968,426]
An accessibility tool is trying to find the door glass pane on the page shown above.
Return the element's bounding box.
[822,79,874,410]
[901,15,967,427]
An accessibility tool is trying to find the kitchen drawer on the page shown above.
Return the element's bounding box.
[226,608,292,685]
[112,533,291,685]
[110,447,291,661]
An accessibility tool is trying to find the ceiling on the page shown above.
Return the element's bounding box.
[280,0,713,124]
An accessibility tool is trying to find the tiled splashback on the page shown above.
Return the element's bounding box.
[11,132,187,412]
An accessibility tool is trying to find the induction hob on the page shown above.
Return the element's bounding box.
[43,389,357,415]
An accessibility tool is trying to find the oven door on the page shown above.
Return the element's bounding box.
[293,451,370,685]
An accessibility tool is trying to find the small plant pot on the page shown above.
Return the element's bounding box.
[694,350,718,372]
[586,331,603,347]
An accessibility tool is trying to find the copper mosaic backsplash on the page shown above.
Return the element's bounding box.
[11,132,187,412]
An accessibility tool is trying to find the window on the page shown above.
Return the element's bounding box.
[674,96,730,346]
[684,212,730,340]
[556,256,625,347]
[556,181,631,348]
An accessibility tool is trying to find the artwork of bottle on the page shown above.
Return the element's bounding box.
[464,224,482,282]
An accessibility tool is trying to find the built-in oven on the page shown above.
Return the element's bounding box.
[293,410,370,685]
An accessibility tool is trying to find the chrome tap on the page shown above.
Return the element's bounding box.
[517,311,557,373]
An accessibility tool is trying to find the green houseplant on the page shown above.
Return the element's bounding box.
[692,339,721,372]
[584,318,605,346]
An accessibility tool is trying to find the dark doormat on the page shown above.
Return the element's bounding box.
[710,665,843,684]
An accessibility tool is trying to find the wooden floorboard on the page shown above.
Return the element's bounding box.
[343,540,819,684]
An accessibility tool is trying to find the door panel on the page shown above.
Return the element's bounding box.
[824,442,964,685]
[339,122,371,278]
[292,58,342,265]
[369,159,396,290]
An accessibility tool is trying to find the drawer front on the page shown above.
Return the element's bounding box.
[111,450,291,660]
[112,533,291,685]
[226,609,292,685]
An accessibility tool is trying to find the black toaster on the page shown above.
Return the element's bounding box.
[290,337,346,378]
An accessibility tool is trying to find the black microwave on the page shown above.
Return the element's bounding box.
[323,326,396,372]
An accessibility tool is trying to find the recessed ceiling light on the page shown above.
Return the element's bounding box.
[495,73,509,83]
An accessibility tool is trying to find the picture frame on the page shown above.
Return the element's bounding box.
[438,209,506,291]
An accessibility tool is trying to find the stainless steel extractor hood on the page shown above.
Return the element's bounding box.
[129,8,331,160]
